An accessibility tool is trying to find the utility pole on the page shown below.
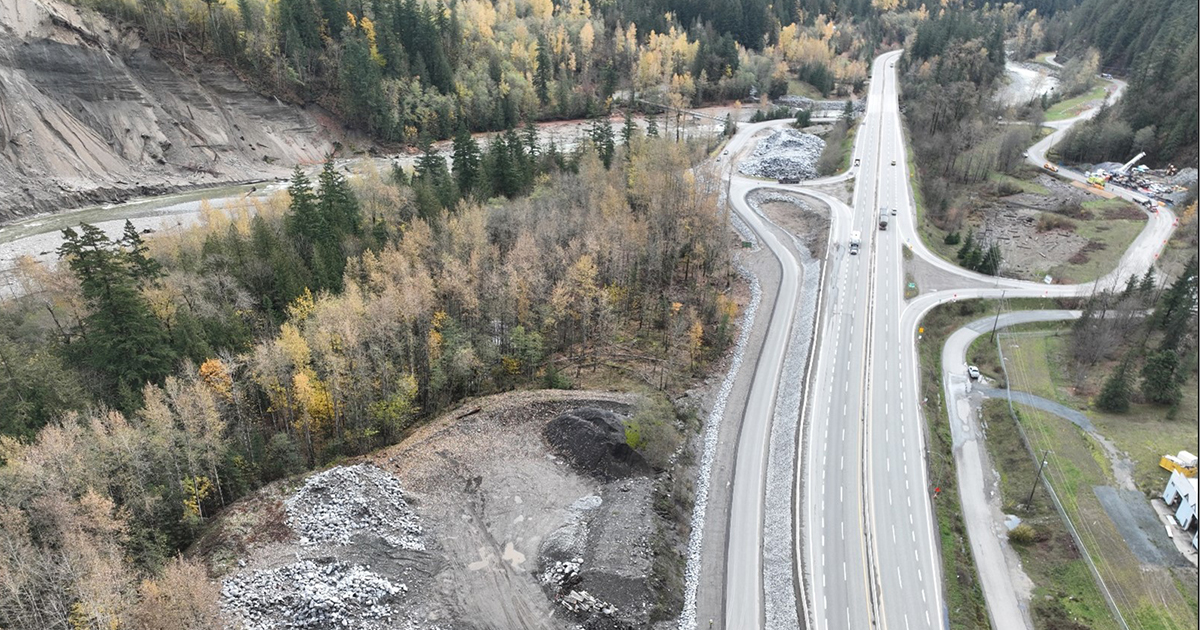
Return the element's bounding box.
[1027,449,1049,506]
[990,289,1007,342]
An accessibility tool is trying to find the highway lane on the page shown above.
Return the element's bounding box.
[719,122,804,630]
[708,46,1177,630]
[862,50,947,630]
[802,49,900,630]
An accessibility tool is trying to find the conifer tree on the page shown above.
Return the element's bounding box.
[1096,357,1131,412]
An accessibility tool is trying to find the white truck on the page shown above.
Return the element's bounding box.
[849,230,861,255]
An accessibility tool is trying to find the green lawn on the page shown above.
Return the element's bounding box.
[1000,332,1199,630]
[1045,85,1110,122]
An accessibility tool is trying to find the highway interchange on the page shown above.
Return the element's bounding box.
[702,49,1178,630]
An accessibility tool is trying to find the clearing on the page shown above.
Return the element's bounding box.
[196,389,693,630]
[996,331,1199,630]
[1045,85,1112,122]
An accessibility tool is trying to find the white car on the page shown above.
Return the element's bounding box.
[967,366,980,380]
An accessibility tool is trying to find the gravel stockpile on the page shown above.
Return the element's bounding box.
[738,128,826,181]
[678,263,762,630]
[285,464,424,550]
[221,560,406,629]
[749,193,823,629]
[544,408,647,480]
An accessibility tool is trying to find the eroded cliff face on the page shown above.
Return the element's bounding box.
[0,0,341,222]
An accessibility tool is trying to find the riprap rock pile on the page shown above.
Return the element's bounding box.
[738,128,826,181]
[285,464,424,550]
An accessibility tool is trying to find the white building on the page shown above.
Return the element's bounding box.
[1162,470,1199,549]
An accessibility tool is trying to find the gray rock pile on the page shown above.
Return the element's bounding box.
[540,495,602,562]
[540,558,618,618]
[738,128,826,181]
[285,464,424,550]
[221,560,405,629]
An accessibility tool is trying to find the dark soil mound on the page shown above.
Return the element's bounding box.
[544,408,647,480]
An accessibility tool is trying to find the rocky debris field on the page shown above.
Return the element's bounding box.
[285,464,424,550]
[738,128,826,181]
[216,463,440,630]
[222,560,408,630]
[203,390,679,630]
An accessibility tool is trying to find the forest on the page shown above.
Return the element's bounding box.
[0,130,741,627]
[1020,0,1199,166]
[897,4,1012,230]
[67,0,879,144]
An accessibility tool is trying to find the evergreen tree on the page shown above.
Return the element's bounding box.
[1152,254,1197,350]
[522,120,540,160]
[979,243,1002,275]
[120,220,163,283]
[340,31,390,136]
[317,157,361,237]
[57,224,176,411]
[286,166,324,245]
[1096,357,1132,412]
[534,39,552,106]
[621,111,638,150]
[1140,350,1181,405]
[646,116,659,138]
[589,118,616,169]
[956,230,975,260]
[452,125,481,198]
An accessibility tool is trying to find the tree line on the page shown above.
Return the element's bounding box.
[0,131,738,629]
[1012,0,1198,166]
[67,0,883,144]
[1071,253,1199,414]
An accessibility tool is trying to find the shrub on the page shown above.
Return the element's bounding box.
[1008,523,1037,544]
[944,231,961,245]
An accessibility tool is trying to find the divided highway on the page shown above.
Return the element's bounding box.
[696,46,1176,630]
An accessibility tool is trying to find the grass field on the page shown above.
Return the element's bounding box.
[1032,197,1148,283]
[989,172,1051,195]
[1046,85,1110,122]
[999,331,1199,630]
[981,398,1119,630]
[787,79,825,100]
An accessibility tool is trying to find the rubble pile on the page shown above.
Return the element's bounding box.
[540,559,618,618]
[540,494,602,561]
[540,558,584,591]
[222,560,405,629]
[559,590,618,616]
[285,464,424,549]
[738,128,826,181]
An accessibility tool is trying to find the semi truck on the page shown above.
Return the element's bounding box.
[849,231,861,255]
[879,213,889,230]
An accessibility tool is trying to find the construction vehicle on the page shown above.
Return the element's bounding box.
[1043,162,1059,173]
[879,214,890,230]
[849,231,861,255]
[1087,173,1107,190]
[1161,451,1198,477]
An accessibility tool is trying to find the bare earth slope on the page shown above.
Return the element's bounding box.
[0,0,341,221]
